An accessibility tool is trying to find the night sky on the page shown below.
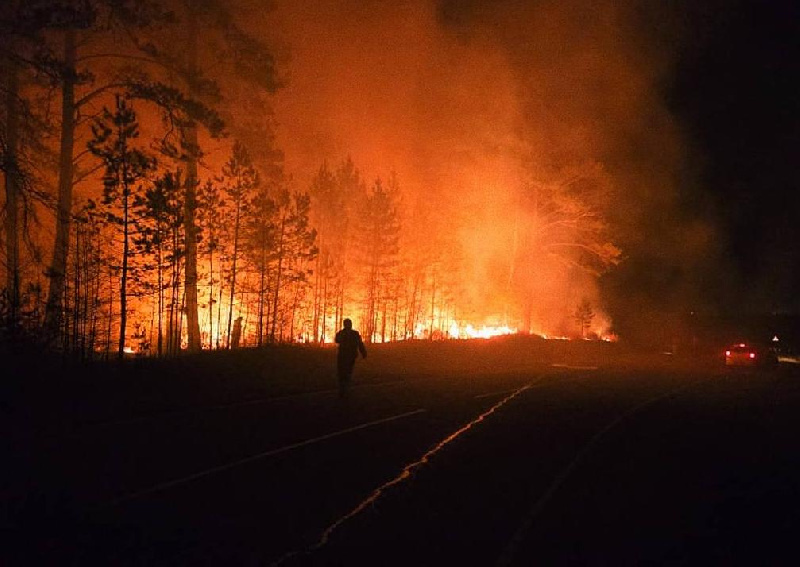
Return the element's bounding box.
[668,0,799,312]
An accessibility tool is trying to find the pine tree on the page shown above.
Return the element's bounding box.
[197,178,225,349]
[243,183,275,346]
[88,94,155,359]
[32,0,173,341]
[156,0,282,353]
[283,192,318,342]
[309,161,347,343]
[220,141,258,348]
[574,298,595,338]
[134,170,184,356]
[355,178,401,342]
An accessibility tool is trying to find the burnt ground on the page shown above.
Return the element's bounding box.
[2,337,800,566]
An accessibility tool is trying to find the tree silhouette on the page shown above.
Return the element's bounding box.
[220,141,258,348]
[355,177,401,342]
[197,178,225,349]
[574,298,595,339]
[243,182,275,346]
[88,94,154,358]
[134,170,184,356]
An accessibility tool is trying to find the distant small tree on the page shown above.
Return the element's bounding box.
[574,298,595,338]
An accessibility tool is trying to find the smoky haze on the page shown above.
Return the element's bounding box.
[264,0,711,339]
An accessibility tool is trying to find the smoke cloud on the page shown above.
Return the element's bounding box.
[260,0,708,339]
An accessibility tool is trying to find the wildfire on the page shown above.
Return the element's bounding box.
[447,322,516,340]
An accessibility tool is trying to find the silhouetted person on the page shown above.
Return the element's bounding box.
[231,316,243,348]
[335,318,367,397]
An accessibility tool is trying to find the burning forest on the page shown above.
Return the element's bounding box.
[1,0,704,358]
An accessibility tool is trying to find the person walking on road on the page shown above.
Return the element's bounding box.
[335,318,367,397]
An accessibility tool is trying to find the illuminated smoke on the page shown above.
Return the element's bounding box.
[196,1,700,344]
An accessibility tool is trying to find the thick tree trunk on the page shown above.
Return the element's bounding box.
[3,60,21,329]
[45,28,77,339]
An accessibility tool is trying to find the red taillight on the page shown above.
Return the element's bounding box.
[725,350,731,356]
[749,352,756,359]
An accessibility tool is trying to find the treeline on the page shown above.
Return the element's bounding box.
[0,0,285,358]
[0,0,463,358]
[1,1,624,358]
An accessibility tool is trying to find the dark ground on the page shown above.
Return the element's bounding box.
[3,337,800,565]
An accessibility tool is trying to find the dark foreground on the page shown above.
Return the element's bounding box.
[3,338,800,565]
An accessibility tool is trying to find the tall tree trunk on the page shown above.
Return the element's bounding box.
[182,9,202,353]
[216,271,224,349]
[406,278,420,339]
[257,245,266,346]
[380,302,386,343]
[264,268,272,340]
[392,295,398,341]
[336,279,344,334]
[105,273,114,360]
[321,266,328,343]
[45,28,77,339]
[311,245,321,342]
[183,125,201,352]
[270,216,287,342]
[177,290,185,349]
[88,265,98,358]
[226,202,241,348]
[118,171,129,359]
[80,230,90,357]
[3,59,21,330]
[157,240,163,356]
[429,271,436,339]
[168,226,178,355]
[72,224,80,352]
[207,247,214,349]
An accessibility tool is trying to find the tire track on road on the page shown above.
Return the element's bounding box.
[273,381,534,566]
[97,407,426,510]
[73,380,406,432]
[495,377,707,567]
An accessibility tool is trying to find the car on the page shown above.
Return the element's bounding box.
[724,342,779,368]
